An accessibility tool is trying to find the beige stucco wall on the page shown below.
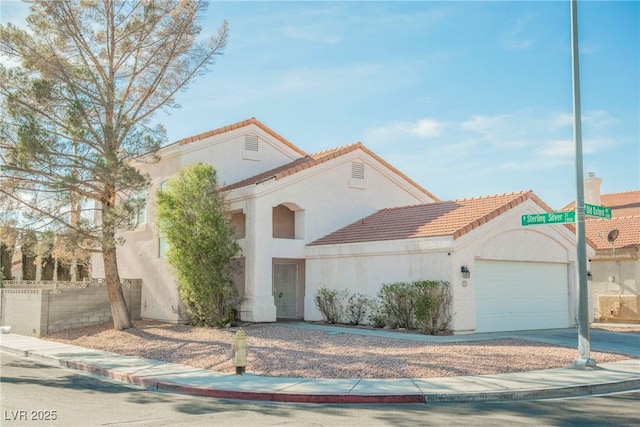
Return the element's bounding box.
[305,199,586,333]
[305,239,454,320]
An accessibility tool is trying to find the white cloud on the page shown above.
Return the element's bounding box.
[361,118,446,153]
[361,108,624,185]
[538,139,574,158]
[388,118,442,138]
[579,41,601,55]
[461,114,510,133]
[461,114,531,149]
[280,26,341,44]
[583,137,616,154]
[583,110,618,130]
[405,119,441,138]
[550,113,574,129]
[501,16,535,51]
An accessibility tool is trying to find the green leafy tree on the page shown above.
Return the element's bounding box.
[156,163,241,327]
[0,1,228,329]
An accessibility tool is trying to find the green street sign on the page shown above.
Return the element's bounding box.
[584,203,612,219]
[522,211,575,226]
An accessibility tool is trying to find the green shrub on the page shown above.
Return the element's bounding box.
[414,280,452,334]
[368,299,388,328]
[314,287,346,324]
[345,293,370,325]
[377,282,417,329]
[156,164,241,327]
[375,280,452,333]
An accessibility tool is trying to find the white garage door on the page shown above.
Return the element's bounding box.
[475,260,570,333]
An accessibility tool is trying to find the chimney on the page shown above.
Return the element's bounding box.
[584,172,601,205]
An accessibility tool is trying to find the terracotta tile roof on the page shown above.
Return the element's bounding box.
[221,156,315,191]
[562,190,639,218]
[221,142,439,201]
[309,191,545,246]
[600,190,640,217]
[166,117,308,156]
[585,216,640,250]
[563,190,639,248]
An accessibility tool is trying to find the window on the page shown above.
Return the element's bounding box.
[129,190,146,227]
[158,237,169,258]
[231,211,246,239]
[272,204,295,239]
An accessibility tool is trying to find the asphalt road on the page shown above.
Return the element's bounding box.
[494,328,640,358]
[2,352,639,427]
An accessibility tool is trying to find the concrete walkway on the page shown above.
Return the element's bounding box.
[1,324,638,404]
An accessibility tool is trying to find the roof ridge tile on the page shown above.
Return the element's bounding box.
[602,189,640,196]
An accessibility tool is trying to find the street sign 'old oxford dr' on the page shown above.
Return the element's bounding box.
[584,203,612,219]
[521,211,576,226]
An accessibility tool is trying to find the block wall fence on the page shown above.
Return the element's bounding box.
[0,279,141,337]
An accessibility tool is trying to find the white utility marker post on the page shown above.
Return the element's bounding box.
[570,0,596,368]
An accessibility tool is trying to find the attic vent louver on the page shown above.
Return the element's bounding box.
[245,135,259,151]
[351,162,365,179]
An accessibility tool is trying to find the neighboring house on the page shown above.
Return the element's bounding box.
[93,118,589,333]
[564,174,640,323]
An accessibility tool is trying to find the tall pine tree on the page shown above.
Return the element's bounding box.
[0,1,228,329]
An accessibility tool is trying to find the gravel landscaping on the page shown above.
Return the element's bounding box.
[45,321,634,379]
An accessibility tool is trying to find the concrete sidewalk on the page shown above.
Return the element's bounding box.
[1,329,638,404]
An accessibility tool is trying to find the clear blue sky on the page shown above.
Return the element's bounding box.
[2,1,638,209]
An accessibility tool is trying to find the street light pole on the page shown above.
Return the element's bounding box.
[570,0,596,368]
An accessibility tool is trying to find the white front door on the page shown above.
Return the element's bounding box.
[273,263,298,319]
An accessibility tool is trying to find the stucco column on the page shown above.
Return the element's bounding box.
[241,196,276,322]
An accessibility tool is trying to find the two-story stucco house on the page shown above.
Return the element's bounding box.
[93,118,589,333]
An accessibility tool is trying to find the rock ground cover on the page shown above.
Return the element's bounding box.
[44,321,636,379]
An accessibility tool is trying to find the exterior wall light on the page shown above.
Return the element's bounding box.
[461,265,471,279]
[586,271,593,281]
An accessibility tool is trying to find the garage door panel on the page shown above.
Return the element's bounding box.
[475,260,570,333]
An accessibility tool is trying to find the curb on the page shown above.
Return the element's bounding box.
[422,379,640,403]
[61,360,426,404]
[51,357,640,405]
[3,343,639,405]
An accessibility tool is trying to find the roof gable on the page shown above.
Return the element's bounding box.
[164,117,308,157]
[309,191,545,246]
[221,142,439,201]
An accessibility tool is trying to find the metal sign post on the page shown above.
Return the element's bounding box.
[570,0,596,368]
